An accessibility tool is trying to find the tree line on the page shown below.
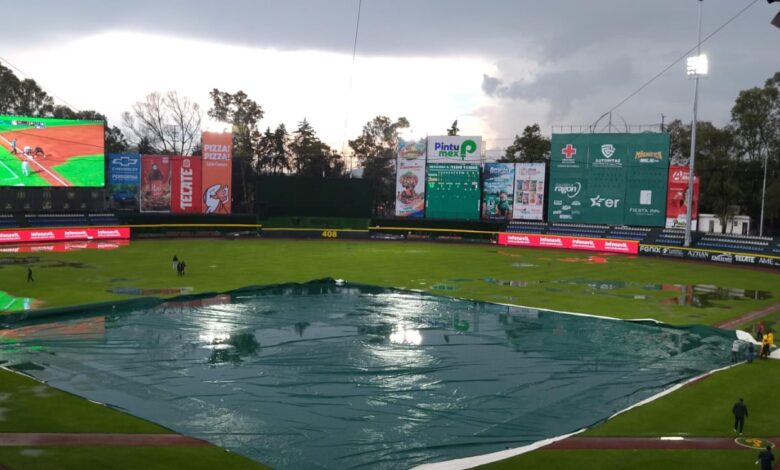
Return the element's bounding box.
[0,63,777,233]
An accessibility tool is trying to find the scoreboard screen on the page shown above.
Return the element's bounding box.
[425,163,481,220]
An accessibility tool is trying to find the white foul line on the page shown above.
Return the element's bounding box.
[0,134,70,186]
[0,158,19,180]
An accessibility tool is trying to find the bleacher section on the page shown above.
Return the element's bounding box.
[696,233,773,254]
[26,214,89,228]
[654,228,686,246]
[88,213,121,226]
[546,223,608,238]
[506,221,546,234]
[0,214,18,228]
[606,226,651,241]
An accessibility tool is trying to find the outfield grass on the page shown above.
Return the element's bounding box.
[51,154,105,187]
[0,147,49,186]
[2,239,779,327]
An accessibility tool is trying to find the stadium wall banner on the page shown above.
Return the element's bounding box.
[638,244,780,269]
[426,136,483,164]
[139,155,172,213]
[201,132,233,214]
[0,240,129,253]
[171,155,202,214]
[395,139,426,217]
[512,163,546,221]
[425,163,481,220]
[109,153,140,210]
[548,133,670,226]
[497,232,638,254]
[665,165,700,229]
[482,163,515,221]
[0,227,130,245]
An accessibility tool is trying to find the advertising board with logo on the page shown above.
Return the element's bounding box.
[497,232,638,254]
[512,163,546,221]
[639,244,780,269]
[139,155,171,213]
[665,165,700,229]
[395,139,426,217]
[426,136,482,164]
[482,163,515,221]
[171,156,202,214]
[0,227,130,245]
[548,133,670,226]
[201,132,233,214]
[109,153,140,210]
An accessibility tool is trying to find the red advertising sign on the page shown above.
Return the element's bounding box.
[171,155,202,214]
[140,155,172,212]
[666,166,699,228]
[0,227,130,245]
[201,132,232,214]
[497,232,638,254]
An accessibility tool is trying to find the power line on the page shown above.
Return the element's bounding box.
[596,0,760,122]
[341,0,363,167]
[0,55,81,112]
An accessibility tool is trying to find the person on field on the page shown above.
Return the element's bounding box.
[731,339,741,363]
[756,445,775,470]
[26,267,34,283]
[11,138,17,154]
[747,342,755,364]
[761,336,771,360]
[176,261,183,276]
[21,159,29,177]
[756,322,765,342]
[732,398,748,435]
[172,254,178,270]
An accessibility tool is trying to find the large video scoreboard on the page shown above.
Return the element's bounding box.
[425,163,481,220]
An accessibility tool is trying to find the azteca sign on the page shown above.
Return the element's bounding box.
[426,136,482,163]
[497,233,638,254]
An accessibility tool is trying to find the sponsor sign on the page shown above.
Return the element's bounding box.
[482,163,515,221]
[171,156,202,214]
[665,165,700,229]
[512,163,546,221]
[425,163,481,220]
[0,227,130,244]
[638,244,780,269]
[201,132,233,214]
[395,139,426,217]
[426,136,482,164]
[109,152,140,210]
[497,233,638,254]
[140,155,171,213]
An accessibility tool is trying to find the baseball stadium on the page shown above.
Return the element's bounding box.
[0,122,779,470]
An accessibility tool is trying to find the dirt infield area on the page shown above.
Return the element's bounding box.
[0,124,103,186]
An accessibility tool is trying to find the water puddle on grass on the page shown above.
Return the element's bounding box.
[482,279,771,308]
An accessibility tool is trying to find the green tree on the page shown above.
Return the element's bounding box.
[349,116,409,213]
[0,64,54,116]
[695,123,742,233]
[290,119,345,177]
[207,89,265,211]
[499,124,550,163]
[447,120,459,136]
[257,125,291,176]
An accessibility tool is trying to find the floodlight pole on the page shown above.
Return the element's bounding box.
[684,0,703,247]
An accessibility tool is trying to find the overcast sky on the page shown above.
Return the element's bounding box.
[3,0,778,152]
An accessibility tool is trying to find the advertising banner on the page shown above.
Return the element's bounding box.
[109,153,140,210]
[0,227,130,245]
[201,132,233,214]
[395,139,426,217]
[497,232,638,254]
[638,244,780,270]
[426,136,482,164]
[512,163,546,221]
[548,133,670,226]
[140,155,171,213]
[425,163,481,220]
[482,163,515,221]
[665,166,700,229]
[171,155,202,214]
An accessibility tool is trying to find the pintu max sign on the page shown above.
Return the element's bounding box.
[427,136,483,163]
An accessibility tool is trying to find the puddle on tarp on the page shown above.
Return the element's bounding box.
[482,278,771,308]
[108,287,194,296]
[0,281,735,470]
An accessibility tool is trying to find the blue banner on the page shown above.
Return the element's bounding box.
[109,152,140,209]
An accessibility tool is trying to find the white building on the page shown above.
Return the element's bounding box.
[697,213,751,235]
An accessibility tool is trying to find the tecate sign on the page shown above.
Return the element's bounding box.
[497,233,638,254]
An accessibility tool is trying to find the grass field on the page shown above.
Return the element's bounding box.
[0,238,779,469]
[51,154,104,186]
[0,147,49,186]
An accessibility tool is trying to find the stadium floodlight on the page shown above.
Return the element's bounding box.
[684,0,705,247]
[686,54,709,77]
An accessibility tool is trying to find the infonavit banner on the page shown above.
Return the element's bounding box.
[482,163,515,221]
[395,139,426,217]
[512,163,546,221]
[426,136,482,164]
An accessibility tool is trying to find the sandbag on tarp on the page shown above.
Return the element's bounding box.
[0,280,735,470]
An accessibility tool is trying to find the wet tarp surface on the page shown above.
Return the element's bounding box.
[0,281,735,469]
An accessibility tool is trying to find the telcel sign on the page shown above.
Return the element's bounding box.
[426,136,482,163]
